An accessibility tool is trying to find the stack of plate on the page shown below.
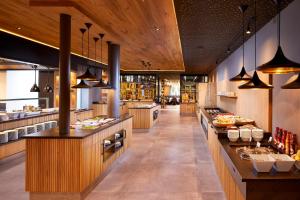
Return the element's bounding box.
[0,132,8,143]
[15,127,27,138]
[49,121,58,128]
[35,123,45,132]
[44,121,52,130]
[26,126,37,135]
[4,130,18,141]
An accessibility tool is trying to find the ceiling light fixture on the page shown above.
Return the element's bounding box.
[239,0,273,89]
[257,0,300,74]
[93,33,109,88]
[30,65,40,92]
[44,66,53,93]
[230,4,252,82]
[281,73,300,89]
[76,23,97,81]
[246,23,251,34]
[72,27,91,89]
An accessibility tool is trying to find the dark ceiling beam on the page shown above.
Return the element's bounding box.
[0,30,107,70]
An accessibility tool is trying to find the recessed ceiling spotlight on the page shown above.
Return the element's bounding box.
[154,26,160,31]
[17,27,21,30]
[227,48,231,54]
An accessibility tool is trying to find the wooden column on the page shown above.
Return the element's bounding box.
[107,42,120,118]
[58,14,71,135]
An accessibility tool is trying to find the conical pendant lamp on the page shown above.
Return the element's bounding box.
[77,23,97,81]
[89,37,100,83]
[44,67,53,93]
[105,41,113,89]
[239,0,273,89]
[72,27,91,89]
[281,73,300,89]
[94,33,109,88]
[72,80,91,89]
[230,4,252,81]
[30,65,40,92]
[257,0,300,74]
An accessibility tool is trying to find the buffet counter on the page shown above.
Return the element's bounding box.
[201,108,300,200]
[128,104,160,129]
[24,114,133,200]
[180,102,196,115]
[0,109,93,160]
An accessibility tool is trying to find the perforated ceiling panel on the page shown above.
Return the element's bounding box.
[174,0,294,73]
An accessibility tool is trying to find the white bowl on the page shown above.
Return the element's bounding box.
[228,137,239,142]
[252,136,263,142]
[240,129,251,142]
[249,154,276,172]
[228,130,239,142]
[270,154,295,172]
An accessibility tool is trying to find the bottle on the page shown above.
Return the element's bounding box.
[289,132,293,156]
[282,130,287,150]
[285,132,290,155]
[275,127,279,144]
[292,134,298,155]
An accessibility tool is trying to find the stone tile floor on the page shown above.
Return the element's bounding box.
[0,107,225,200]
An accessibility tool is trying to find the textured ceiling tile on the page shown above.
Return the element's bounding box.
[174,0,294,72]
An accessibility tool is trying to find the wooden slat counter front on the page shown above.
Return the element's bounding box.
[128,104,160,129]
[24,114,132,200]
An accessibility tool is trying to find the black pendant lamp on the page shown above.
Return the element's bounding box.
[72,28,91,89]
[44,67,53,93]
[257,0,300,74]
[89,37,100,83]
[30,65,40,92]
[239,0,273,89]
[94,33,109,88]
[230,4,252,81]
[105,41,112,89]
[77,23,97,81]
[281,74,300,89]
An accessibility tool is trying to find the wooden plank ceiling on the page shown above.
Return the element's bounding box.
[0,0,184,71]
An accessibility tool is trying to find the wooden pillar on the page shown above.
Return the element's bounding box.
[58,14,71,135]
[107,42,120,118]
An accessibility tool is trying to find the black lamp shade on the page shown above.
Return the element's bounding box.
[257,46,300,74]
[230,66,252,81]
[281,73,300,89]
[72,80,91,89]
[76,69,97,81]
[44,84,53,93]
[93,79,108,88]
[30,83,40,92]
[238,71,273,89]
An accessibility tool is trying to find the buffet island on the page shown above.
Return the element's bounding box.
[24,114,132,200]
[0,108,94,159]
[128,103,160,129]
[200,108,300,200]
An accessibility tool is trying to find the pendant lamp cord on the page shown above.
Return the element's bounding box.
[47,67,50,83]
[82,32,84,56]
[277,0,281,46]
[34,66,37,84]
[242,8,245,67]
[254,0,257,70]
[87,28,90,59]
